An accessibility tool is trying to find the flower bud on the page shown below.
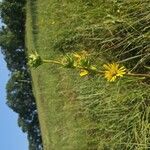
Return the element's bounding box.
[28,54,43,68]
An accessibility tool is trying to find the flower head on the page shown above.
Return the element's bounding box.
[73,51,88,60]
[103,63,126,82]
[73,51,89,66]
[73,51,98,76]
[28,53,43,68]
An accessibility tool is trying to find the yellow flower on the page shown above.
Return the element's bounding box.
[80,69,89,77]
[73,51,88,62]
[103,63,126,82]
[73,51,91,68]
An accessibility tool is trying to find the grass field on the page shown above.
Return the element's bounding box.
[26,0,150,149]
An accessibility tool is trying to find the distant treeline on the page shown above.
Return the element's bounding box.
[0,0,43,149]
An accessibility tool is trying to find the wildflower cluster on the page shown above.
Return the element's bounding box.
[73,51,97,76]
[28,51,149,82]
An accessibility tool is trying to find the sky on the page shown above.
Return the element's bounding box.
[0,16,28,149]
[0,52,28,150]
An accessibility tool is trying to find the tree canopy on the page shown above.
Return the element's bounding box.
[0,0,43,149]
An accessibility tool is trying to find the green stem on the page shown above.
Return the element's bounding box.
[76,66,104,74]
[42,58,150,78]
[96,70,104,74]
[43,59,62,65]
[126,72,150,78]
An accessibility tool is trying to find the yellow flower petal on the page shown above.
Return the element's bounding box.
[103,64,111,70]
[80,69,89,77]
[103,63,126,82]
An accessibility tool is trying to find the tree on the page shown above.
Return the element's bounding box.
[0,0,25,40]
[0,1,43,149]
[0,26,27,71]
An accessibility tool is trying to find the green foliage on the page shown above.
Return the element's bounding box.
[26,0,150,149]
[6,71,43,150]
[0,27,26,71]
[51,0,150,72]
[0,0,26,39]
[62,54,75,68]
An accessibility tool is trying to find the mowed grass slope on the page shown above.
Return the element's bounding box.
[26,0,150,150]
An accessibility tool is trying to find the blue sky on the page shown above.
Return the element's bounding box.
[0,15,28,149]
[0,52,28,150]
